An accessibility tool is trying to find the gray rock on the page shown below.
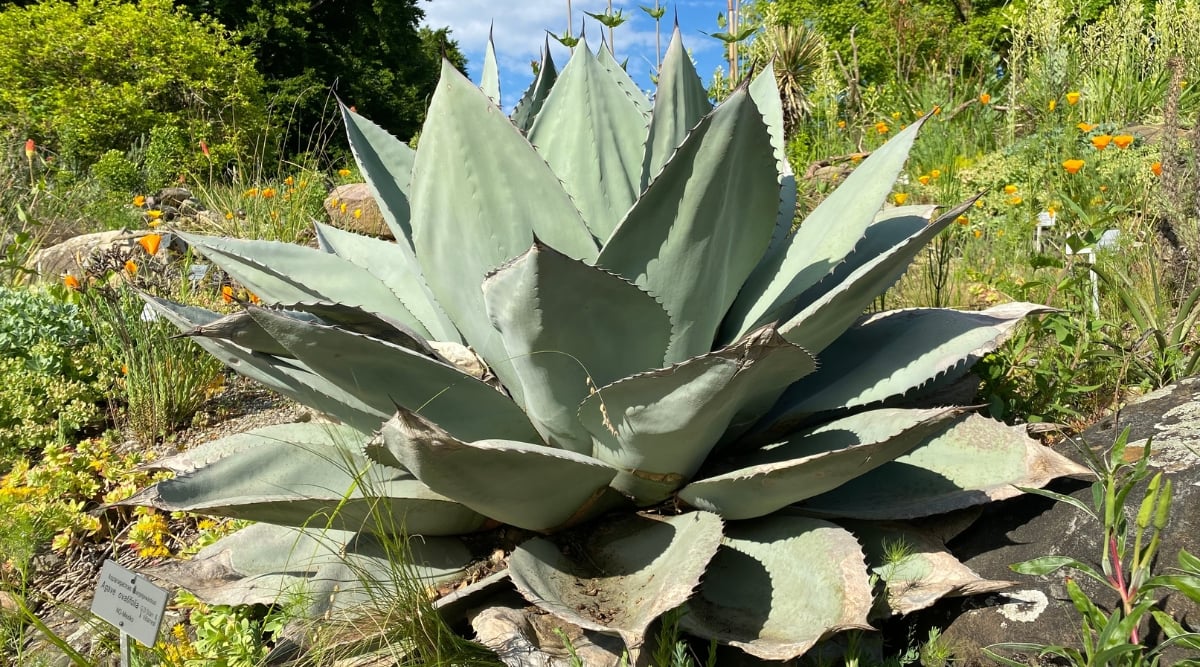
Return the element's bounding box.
[25,229,171,282]
[930,378,1200,665]
[324,183,391,238]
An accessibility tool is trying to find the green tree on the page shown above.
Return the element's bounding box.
[176,0,467,149]
[0,0,264,171]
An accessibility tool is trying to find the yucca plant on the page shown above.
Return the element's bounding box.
[117,28,1087,663]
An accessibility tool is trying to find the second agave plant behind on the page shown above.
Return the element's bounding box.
[120,27,1086,663]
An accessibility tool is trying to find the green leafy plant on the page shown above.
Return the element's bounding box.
[119,29,1086,662]
[986,428,1200,665]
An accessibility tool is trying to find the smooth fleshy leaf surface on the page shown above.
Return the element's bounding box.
[848,521,1013,616]
[177,232,431,338]
[509,511,723,655]
[409,61,598,403]
[598,86,780,362]
[313,221,460,342]
[145,524,469,617]
[511,41,558,132]
[171,308,296,357]
[578,326,815,503]
[681,515,873,660]
[481,29,500,105]
[678,408,963,520]
[483,243,672,453]
[748,62,789,183]
[116,429,487,536]
[639,25,711,190]
[797,414,1091,519]
[528,38,648,240]
[141,422,365,476]
[596,41,651,116]
[341,104,417,245]
[725,117,928,340]
[761,302,1052,431]
[382,410,620,532]
[247,306,540,443]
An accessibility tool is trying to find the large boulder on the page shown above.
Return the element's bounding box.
[323,183,390,238]
[25,229,175,283]
[931,378,1200,665]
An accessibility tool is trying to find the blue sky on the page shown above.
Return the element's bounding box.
[419,1,733,106]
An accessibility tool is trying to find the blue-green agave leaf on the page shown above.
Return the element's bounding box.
[142,422,366,476]
[596,40,652,116]
[140,295,387,431]
[114,427,487,536]
[598,85,780,363]
[340,104,417,245]
[748,61,788,183]
[797,413,1091,519]
[528,37,648,240]
[246,306,540,443]
[725,117,928,340]
[509,511,723,657]
[313,221,460,342]
[846,521,1014,616]
[409,60,599,404]
[678,407,963,520]
[482,242,672,453]
[145,523,470,616]
[177,232,432,339]
[171,308,298,357]
[640,25,711,190]
[578,326,815,504]
[381,410,620,532]
[781,198,978,354]
[760,302,1052,430]
[511,40,558,132]
[481,27,501,106]
[681,515,874,660]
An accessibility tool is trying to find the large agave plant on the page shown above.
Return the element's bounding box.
[121,29,1086,662]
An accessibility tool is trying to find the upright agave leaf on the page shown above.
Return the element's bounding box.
[124,32,1089,665]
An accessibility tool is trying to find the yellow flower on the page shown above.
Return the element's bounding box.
[1151,161,1163,176]
[893,193,909,205]
[353,208,363,219]
[338,168,352,177]
[979,92,991,105]
[124,259,138,274]
[1007,196,1023,205]
[146,209,163,220]
[918,175,931,186]
[1048,99,1057,111]
[1076,122,1096,132]
[261,187,277,199]
[1099,185,1108,192]
[1003,184,1018,195]
[133,195,146,207]
[974,199,984,208]
[850,154,863,163]
[225,211,234,220]
[340,202,348,214]
[973,229,983,239]
[891,111,901,120]
[1091,134,1112,150]
[138,233,161,255]
[1112,134,1134,149]
[1066,91,1080,105]
[837,120,846,129]
[284,175,295,186]
[930,169,941,179]
[875,121,889,134]
[956,215,968,226]
[932,105,941,115]
[243,187,259,197]
[1062,159,1085,174]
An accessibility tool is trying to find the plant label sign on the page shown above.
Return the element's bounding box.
[90,559,168,647]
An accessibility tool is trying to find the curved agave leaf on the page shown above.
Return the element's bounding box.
[170,308,297,357]
[578,326,815,504]
[511,40,558,132]
[640,25,711,190]
[142,422,365,475]
[847,521,1013,616]
[247,306,540,443]
[726,117,928,340]
[596,41,651,116]
[781,198,979,354]
[509,511,723,656]
[115,428,487,536]
[481,27,500,106]
[313,222,460,342]
[528,37,648,240]
[140,295,387,431]
[748,62,788,183]
[598,86,780,363]
[797,413,1091,519]
[678,407,963,520]
[381,410,620,532]
[340,104,417,245]
[410,61,599,404]
[483,242,672,453]
[177,232,433,340]
[145,523,469,616]
[761,302,1052,432]
[681,515,874,661]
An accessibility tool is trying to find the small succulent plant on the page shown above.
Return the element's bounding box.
[120,28,1085,662]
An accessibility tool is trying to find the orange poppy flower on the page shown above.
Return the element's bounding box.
[930,169,942,179]
[1066,91,1081,105]
[63,274,81,290]
[1004,184,1018,194]
[1076,122,1096,132]
[261,188,277,199]
[221,285,234,303]
[133,195,146,207]
[1063,159,1085,174]
[1112,135,1134,149]
[138,234,161,256]
[1151,162,1163,176]
[918,175,931,186]
[979,93,991,105]
[893,193,909,205]
[124,260,138,275]
[875,121,889,135]
[1091,135,1112,150]
[956,215,969,226]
